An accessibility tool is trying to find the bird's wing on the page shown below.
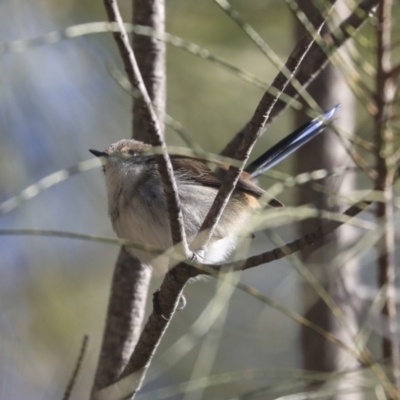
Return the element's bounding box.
[170,156,283,207]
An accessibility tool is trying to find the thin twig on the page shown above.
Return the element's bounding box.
[215,198,372,273]
[0,22,305,113]
[213,0,319,112]
[62,335,89,400]
[95,194,390,400]
[221,0,379,157]
[93,266,190,400]
[0,229,161,252]
[107,64,204,153]
[92,0,165,394]
[374,0,400,391]
[94,181,400,400]
[103,0,188,254]
[192,6,334,252]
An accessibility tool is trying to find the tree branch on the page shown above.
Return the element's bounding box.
[191,5,335,252]
[92,0,166,394]
[221,0,379,158]
[374,0,400,390]
[95,193,374,400]
[91,249,152,392]
[132,0,166,141]
[103,0,188,253]
[62,335,89,400]
[93,265,192,400]
[222,203,371,273]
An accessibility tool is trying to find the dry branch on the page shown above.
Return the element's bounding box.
[192,4,334,252]
[92,0,166,394]
[62,335,89,400]
[374,0,400,390]
[221,0,379,157]
[95,195,375,400]
[103,0,188,252]
[92,249,152,392]
[220,199,370,273]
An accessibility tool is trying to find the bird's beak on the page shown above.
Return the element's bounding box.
[89,149,108,158]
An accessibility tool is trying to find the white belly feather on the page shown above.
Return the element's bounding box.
[106,164,251,273]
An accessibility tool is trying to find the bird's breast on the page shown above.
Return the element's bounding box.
[107,170,257,268]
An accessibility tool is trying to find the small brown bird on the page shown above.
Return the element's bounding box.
[90,106,339,271]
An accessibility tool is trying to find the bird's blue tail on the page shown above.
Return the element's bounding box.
[245,105,341,178]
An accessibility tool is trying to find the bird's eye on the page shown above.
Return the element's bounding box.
[128,149,135,155]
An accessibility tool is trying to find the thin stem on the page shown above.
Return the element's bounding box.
[221,0,379,157]
[374,0,400,391]
[62,336,89,400]
[92,0,166,394]
[193,9,333,252]
[103,0,188,254]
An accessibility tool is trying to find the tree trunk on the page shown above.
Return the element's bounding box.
[295,1,361,398]
[91,0,165,392]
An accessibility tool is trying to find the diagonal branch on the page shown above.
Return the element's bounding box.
[192,4,335,252]
[221,0,379,157]
[62,335,89,400]
[217,198,371,273]
[374,0,400,390]
[95,194,374,400]
[93,266,191,400]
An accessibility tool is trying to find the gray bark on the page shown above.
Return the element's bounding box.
[295,1,361,399]
[91,0,165,392]
[132,0,166,141]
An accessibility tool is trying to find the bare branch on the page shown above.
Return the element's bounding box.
[213,0,319,113]
[92,0,165,394]
[92,250,152,392]
[95,184,393,400]
[192,5,334,252]
[62,335,89,400]
[213,198,372,273]
[221,0,379,157]
[374,0,400,389]
[94,266,192,400]
[103,0,188,253]
[96,191,378,400]
[132,0,166,140]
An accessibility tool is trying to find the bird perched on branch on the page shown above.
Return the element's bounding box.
[90,105,339,271]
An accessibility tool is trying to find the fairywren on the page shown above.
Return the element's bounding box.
[90,106,339,271]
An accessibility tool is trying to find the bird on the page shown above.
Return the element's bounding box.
[90,105,340,272]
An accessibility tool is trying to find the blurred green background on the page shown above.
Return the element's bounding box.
[0,0,397,399]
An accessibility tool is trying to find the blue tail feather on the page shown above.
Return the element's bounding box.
[245,105,341,178]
